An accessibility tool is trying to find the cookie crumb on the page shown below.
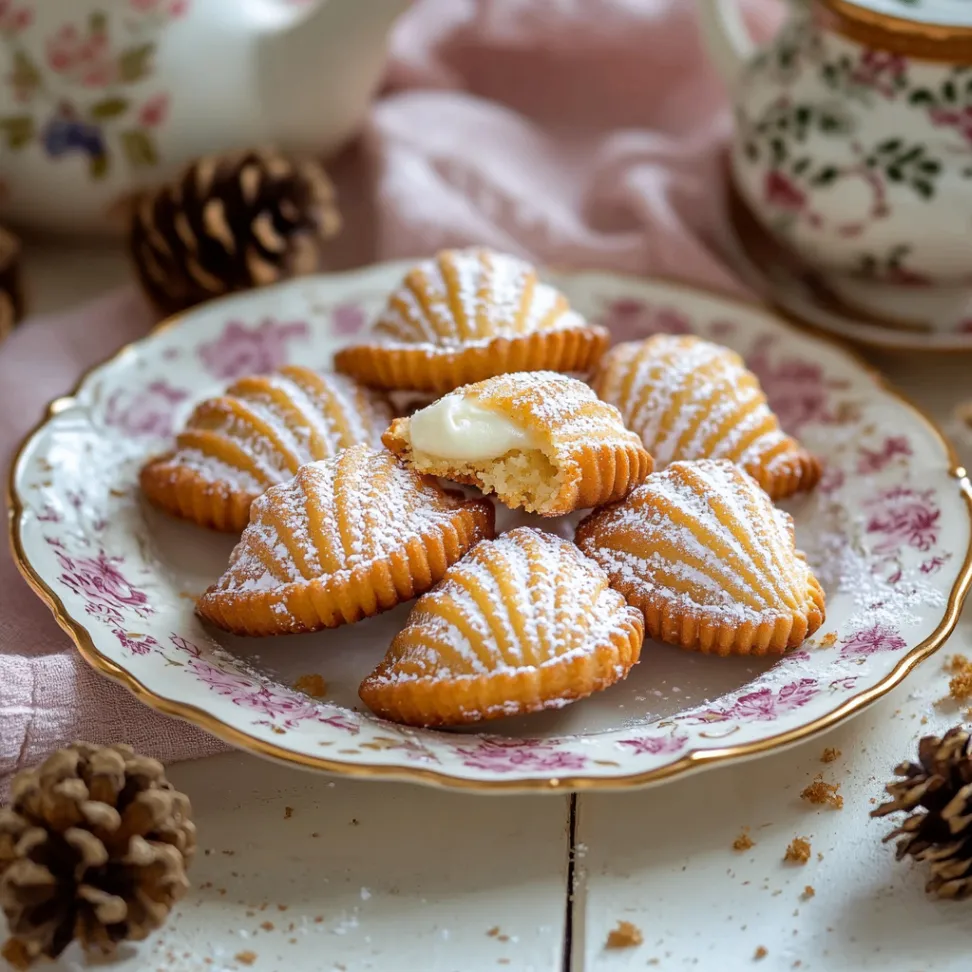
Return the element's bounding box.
[733,829,755,851]
[817,632,838,649]
[754,946,768,960]
[487,927,500,937]
[946,655,972,701]
[260,921,274,932]
[802,885,815,899]
[784,837,811,864]
[801,776,843,809]
[235,952,257,966]
[606,920,643,949]
[283,806,294,820]
[820,747,840,763]
[293,673,328,698]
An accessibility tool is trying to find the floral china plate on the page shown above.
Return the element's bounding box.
[9,263,972,791]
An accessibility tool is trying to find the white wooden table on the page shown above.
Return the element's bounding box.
[5,242,972,972]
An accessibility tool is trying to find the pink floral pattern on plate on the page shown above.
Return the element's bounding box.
[10,264,971,788]
[197,317,310,380]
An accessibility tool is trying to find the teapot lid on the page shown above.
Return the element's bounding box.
[819,0,972,59]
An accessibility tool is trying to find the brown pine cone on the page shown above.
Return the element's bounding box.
[0,743,195,969]
[0,225,23,340]
[871,726,972,899]
[129,148,341,314]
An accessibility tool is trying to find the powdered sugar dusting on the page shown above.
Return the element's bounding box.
[370,248,588,349]
[595,335,795,472]
[214,446,481,593]
[152,368,391,496]
[372,527,637,684]
[578,460,815,624]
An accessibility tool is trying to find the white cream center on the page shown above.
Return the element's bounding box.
[409,396,541,461]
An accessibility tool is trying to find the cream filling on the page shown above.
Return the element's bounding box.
[408,396,542,461]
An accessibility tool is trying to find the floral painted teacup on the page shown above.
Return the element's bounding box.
[697,0,972,331]
[0,0,409,236]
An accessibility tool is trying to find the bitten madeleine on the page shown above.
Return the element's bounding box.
[359,527,644,726]
[576,460,825,656]
[141,368,393,532]
[382,371,652,516]
[197,445,494,635]
[591,334,820,500]
[334,248,608,393]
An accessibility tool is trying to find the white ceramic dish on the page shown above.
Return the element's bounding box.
[9,263,972,791]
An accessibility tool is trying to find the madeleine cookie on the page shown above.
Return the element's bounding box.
[576,460,825,656]
[359,527,644,726]
[197,445,495,635]
[141,368,393,532]
[382,371,652,516]
[592,334,820,499]
[334,248,608,393]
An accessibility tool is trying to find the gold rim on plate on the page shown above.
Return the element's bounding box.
[7,269,972,792]
[818,0,972,61]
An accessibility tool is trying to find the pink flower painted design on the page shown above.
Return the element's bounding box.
[857,436,911,474]
[840,623,907,658]
[818,465,846,496]
[104,379,188,437]
[745,335,837,433]
[708,318,739,339]
[929,105,972,147]
[595,298,692,343]
[331,303,366,337]
[198,318,310,380]
[829,675,861,692]
[921,555,950,575]
[57,550,153,621]
[616,733,689,756]
[850,50,907,98]
[688,678,819,725]
[764,170,807,211]
[36,505,62,523]
[113,628,160,655]
[0,1,31,35]
[138,92,169,128]
[455,737,587,774]
[865,486,940,555]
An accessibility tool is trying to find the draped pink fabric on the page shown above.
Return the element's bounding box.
[0,0,781,786]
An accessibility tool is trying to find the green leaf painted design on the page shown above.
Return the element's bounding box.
[90,97,129,120]
[89,11,108,35]
[121,129,158,167]
[10,50,42,99]
[117,44,155,84]
[0,115,34,150]
[89,154,110,180]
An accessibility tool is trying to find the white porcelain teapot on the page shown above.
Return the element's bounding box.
[0,0,409,236]
[698,0,972,331]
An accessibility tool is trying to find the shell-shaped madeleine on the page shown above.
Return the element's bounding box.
[334,248,607,392]
[575,460,825,656]
[592,335,820,499]
[383,372,652,516]
[359,527,644,726]
[140,368,393,532]
[197,445,495,635]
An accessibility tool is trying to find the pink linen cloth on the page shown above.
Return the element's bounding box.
[0,0,778,787]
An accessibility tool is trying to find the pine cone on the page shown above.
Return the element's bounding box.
[0,743,195,968]
[871,726,972,899]
[129,148,341,314]
[0,225,23,341]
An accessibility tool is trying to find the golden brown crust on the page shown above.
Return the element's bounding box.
[197,499,495,636]
[140,457,256,533]
[359,608,644,727]
[334,326,609,393]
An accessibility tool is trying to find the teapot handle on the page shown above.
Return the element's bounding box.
[695,0,757,94]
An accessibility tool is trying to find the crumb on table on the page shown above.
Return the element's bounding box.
[801,776,843,809]
[293,673,328,698]
[820,747,840,763]
[606,920,643,949]
[487,926,500,937]
[733,829,755,851]
[802,885,815,900]
[283,806,294,820]
[755,946,768,960]
[235,952,257,967]
[784,837,811,864]
[948,655,972,701]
